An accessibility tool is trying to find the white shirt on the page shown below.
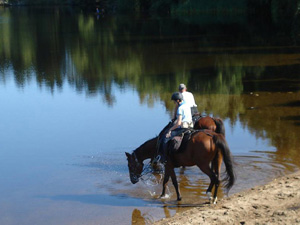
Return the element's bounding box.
[182,91,197,107]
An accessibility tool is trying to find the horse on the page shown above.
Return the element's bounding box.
[193,116,225,136]
[125,129,235,203]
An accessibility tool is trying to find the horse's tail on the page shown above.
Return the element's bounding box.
[213,118,226,137]
[213,134,235,193]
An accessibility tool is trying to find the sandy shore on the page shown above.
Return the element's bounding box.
[154,170,300,225]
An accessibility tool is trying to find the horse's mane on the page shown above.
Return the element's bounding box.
[132,136,158,160]
[158,122,172,137]
[134,137,157,153]
[136,122,171,153]
[140,137,156,147]
[132,122,171,159]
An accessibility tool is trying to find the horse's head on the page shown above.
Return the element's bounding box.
[125,152,144,184]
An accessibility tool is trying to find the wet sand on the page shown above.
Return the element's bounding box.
[154,170,300,225]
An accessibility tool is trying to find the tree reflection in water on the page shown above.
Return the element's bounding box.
[1,7,300,167]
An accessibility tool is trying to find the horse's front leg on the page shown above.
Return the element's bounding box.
[170,167,181,201]
[160,172,170,198]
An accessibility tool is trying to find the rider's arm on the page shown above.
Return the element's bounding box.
[166,115,182,138]
[169,115,182,131]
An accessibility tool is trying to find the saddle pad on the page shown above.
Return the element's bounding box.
[167,136,183,153]
[168,129,194,153]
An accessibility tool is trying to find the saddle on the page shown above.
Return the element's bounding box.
[157,128,191,163]
[192,112,202,125]
[167,129,194,153]
[156,121,212,163]
[167,129,214,154]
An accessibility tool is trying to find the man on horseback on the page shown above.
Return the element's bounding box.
[173,84,199,124]
[179,83,198,116]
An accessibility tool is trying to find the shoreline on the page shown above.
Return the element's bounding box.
[154,170,300,225]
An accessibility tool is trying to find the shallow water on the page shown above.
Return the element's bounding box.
[1,6,300,225]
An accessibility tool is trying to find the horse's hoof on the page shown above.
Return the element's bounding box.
[207,192,213,203]
[177,197,182,201]
[160,194,167,199]
[213,197,218,204]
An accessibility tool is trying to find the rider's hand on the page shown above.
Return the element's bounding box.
[166,131,171,138]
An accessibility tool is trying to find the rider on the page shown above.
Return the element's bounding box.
[167,92,193,136]
[156,92,193,164]
[178,83,198,116]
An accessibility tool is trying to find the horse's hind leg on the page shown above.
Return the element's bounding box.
[212,153,222,204]
[206,166,215,202]
[199,164,218,204]
[205,162,215,200]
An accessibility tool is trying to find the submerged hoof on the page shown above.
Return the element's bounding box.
[159,194,166,199]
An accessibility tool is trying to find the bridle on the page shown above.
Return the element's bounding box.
[130,151,159,179]
[129,151,144,179]
[132,151,140,166]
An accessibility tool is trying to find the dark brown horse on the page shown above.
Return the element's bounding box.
[194,116,225,136]
[125,129,235,203]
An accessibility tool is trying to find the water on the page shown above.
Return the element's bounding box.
[1,6,300,225]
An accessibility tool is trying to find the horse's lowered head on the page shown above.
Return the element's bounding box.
[125,152,144,184]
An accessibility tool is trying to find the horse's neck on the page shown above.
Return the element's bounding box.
[135,137,158,162]
[159,122,172,137]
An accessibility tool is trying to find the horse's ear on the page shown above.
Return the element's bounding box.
[125,152,130,158]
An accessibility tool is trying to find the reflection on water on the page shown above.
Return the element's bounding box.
[1,6,300,225]
[1,7,300,101]
[132,209,148,225]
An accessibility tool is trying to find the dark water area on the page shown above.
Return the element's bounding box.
[1,6,300,225]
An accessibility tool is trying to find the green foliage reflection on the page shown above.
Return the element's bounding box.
[1,7,300,163]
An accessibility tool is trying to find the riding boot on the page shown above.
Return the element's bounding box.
[161,141,168,163]
[158,139,168,164]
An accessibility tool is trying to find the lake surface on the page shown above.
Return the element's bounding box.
[1,6,300,225]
